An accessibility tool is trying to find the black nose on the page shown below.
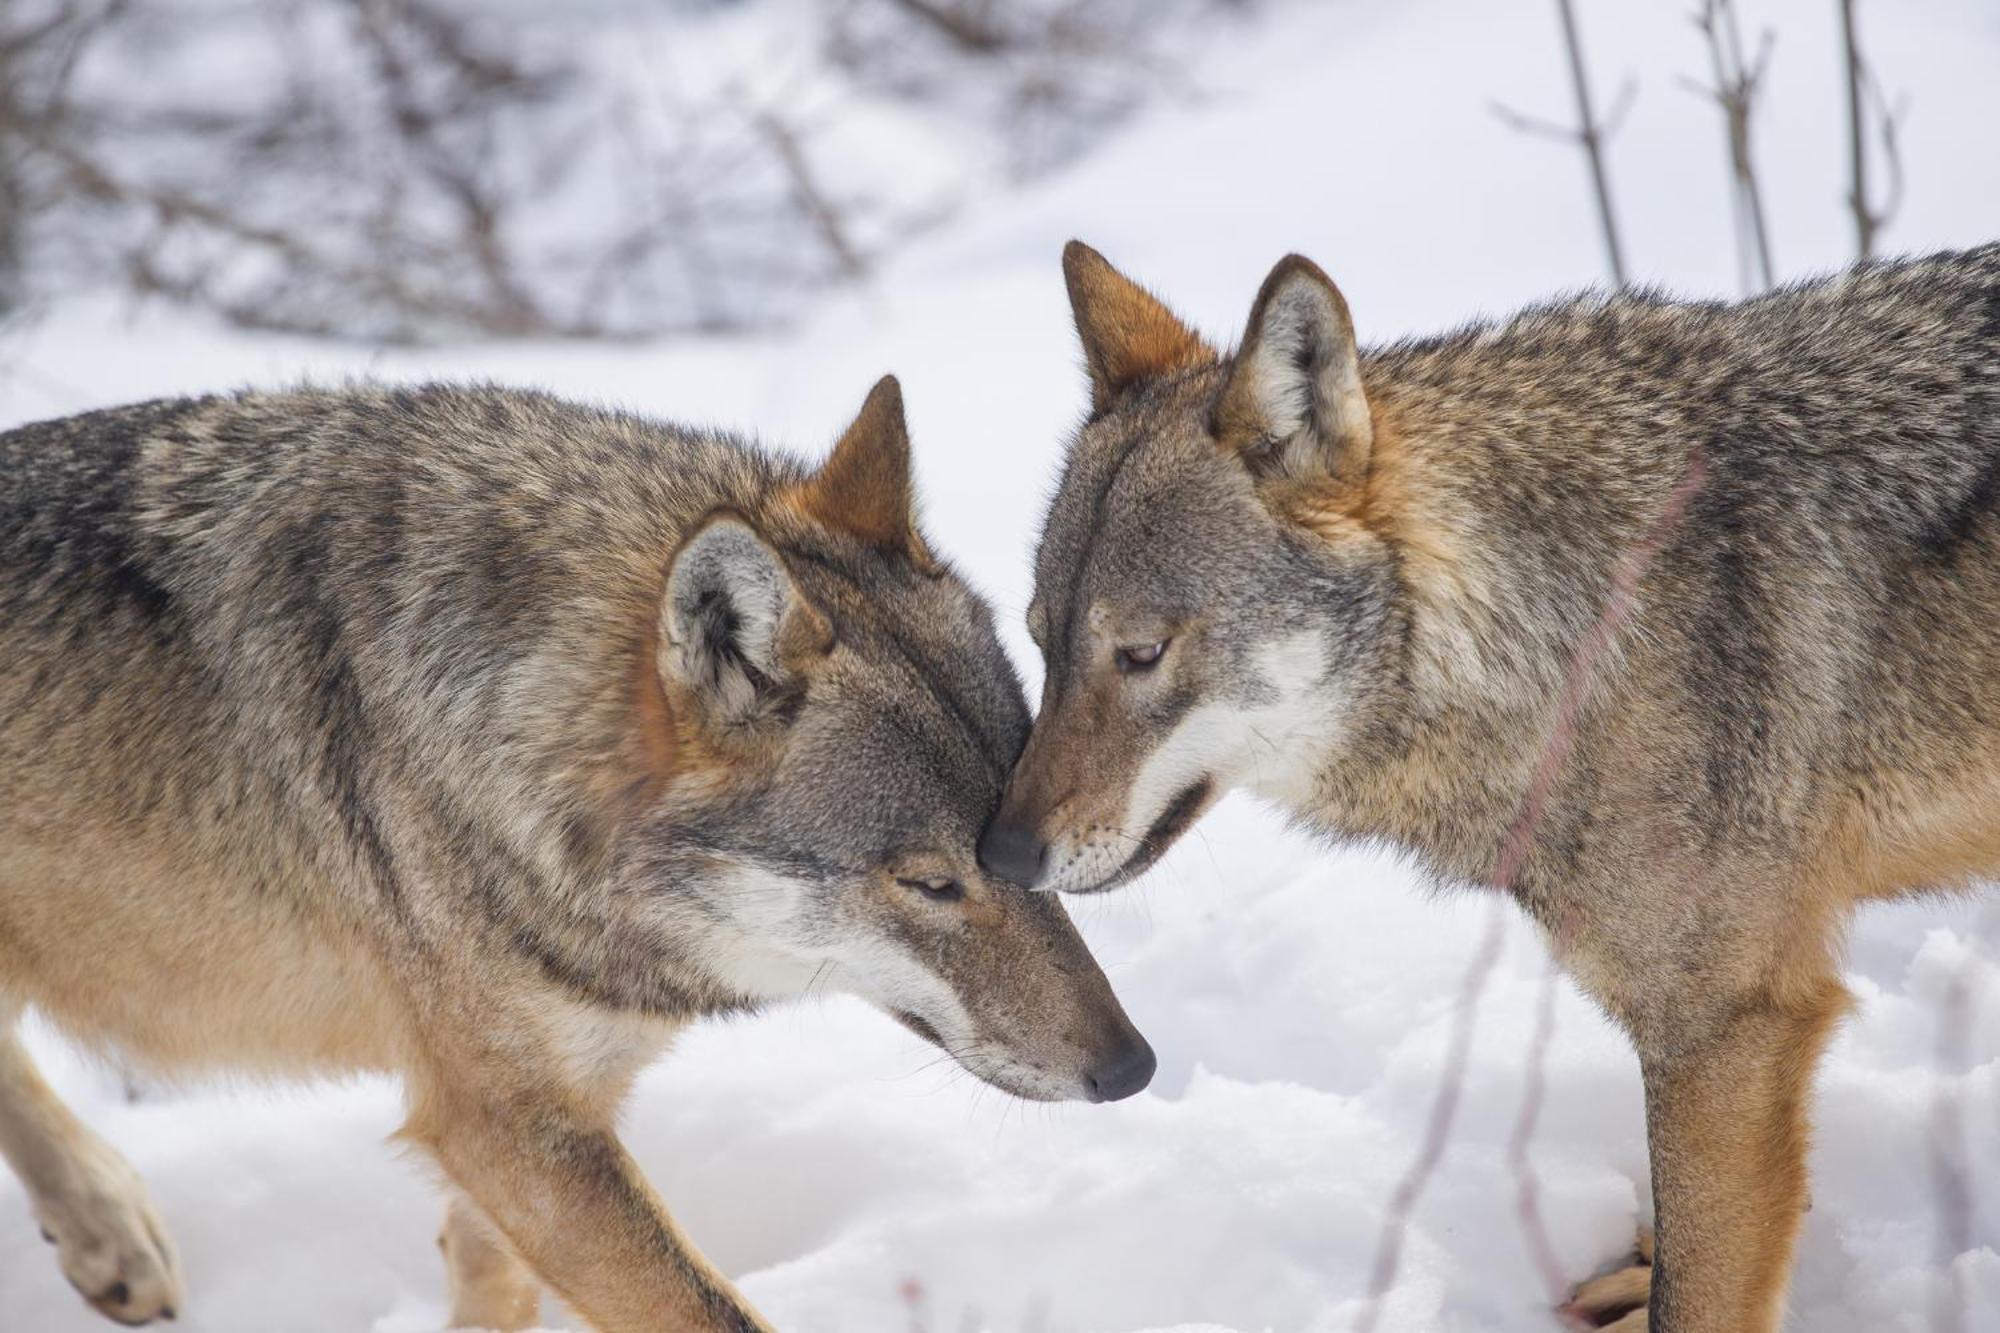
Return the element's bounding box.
[1086,1033,1157,1103]
[977,817,1047,889]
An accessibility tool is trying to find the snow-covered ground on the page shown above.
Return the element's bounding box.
[4,1,1999,1329]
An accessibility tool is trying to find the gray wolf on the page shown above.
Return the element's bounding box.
[981,239,2000,1331]
[0,374,1153,1330]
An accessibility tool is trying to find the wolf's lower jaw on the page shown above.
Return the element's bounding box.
[1037,777,1219,897]
[890,1013,1082,1102]
[969,1060,1080,1103]
[960,1042,1087,1103]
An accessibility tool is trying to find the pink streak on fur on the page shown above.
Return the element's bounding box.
[1354,448,1710,1331]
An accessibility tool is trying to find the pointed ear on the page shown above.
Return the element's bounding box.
[1063,240,1217,413]
[1212,254,1373,486]
[792,375,941,575]
[659,513,832,727]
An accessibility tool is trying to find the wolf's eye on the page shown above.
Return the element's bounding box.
[899,876,964,904]
[1115,639,1169,673]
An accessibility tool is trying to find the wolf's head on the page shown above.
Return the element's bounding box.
[979,243,1406,895]
[637,376,1152,1102]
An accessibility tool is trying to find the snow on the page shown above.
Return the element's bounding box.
[4,1,2000,1329]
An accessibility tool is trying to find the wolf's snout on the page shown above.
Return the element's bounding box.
[977,816,1047,889]
[1084,1031,1157,1102]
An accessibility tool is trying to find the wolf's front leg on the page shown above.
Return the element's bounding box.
[0,1014,183,1325]
[1578,979,1846,1333]
[439,1192,541,1331]
[405,1073,771,1333]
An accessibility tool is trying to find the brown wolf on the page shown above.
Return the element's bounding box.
[0,374,1154,1330]
[980,239,2000,1331]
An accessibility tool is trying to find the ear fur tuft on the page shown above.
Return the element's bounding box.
[793,375,943,575]
[1213,253,1373,485]
[1063,241,1218,413]
[659,513,830,726]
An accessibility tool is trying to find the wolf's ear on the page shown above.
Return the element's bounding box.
[660,514,833,727]
[1213,254,1373,486]
[1064,241,1217,413]
[792,375,942,576]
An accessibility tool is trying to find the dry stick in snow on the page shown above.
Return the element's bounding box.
[1685,0,1775,295]
[1353,450,1711,1331]
[1839,0,1907,262]
[0,0,130,312]
[1353,896,1509,1333]
[1508,955,1572,1307]
[1555,0,1627,289]
[754,109,867,280]
[884,0,1011,54]
[1926,904,1997,1333]
[1929,966,1973,1333]
[1491,0,1632,289]
[1840,0,1872,259]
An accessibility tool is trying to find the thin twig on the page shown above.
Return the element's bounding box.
[1508,956,1571,1305]
[1687,0,1776,293]
[1840,0,1872,258]
[753,109,867,280]
[883,0,1010,55]
[1866,78,1909,250]
[1354,896,1512,1333]
[1927,905,1996,1333]
[1555,0,1628,288]
[1842,0,1908,264]
[1491,0,1630,288]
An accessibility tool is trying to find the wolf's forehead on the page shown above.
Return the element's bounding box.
[834,580,1027,777]
[864,676,1015,791]
[1039,419,1223,615]
[1040,421,1150,575]
[790,657,1017,857]
[796,553,1016,709]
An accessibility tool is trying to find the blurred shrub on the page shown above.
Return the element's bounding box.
[0,0,1245,343]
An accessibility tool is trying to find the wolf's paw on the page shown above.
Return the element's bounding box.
[33,1140,183,1325]
[443,1269,541,1331]
[439,1204,540,1332]
[1558,1227,1651,1330]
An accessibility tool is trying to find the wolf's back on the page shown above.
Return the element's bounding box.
[0,386,777,917]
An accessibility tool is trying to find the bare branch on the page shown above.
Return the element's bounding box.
[1600,75,1640,139]
[882,0,1011,54]
[1493,0,1630,288]
[2,0,1206,340]
[1555,0,1629,288]
[0,1,131,311]
[1843,1,1907,261]
[1688,0,1776,293]
[1354,899,1510,1333]
[1489,101,1580,143]
[1507,958,1571,1305]
[1841,0,1873,258]
[1492,74,1634,148]
[1868,78,1909,247]
[753,110,867,280]
[1925,905,1996,1333]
